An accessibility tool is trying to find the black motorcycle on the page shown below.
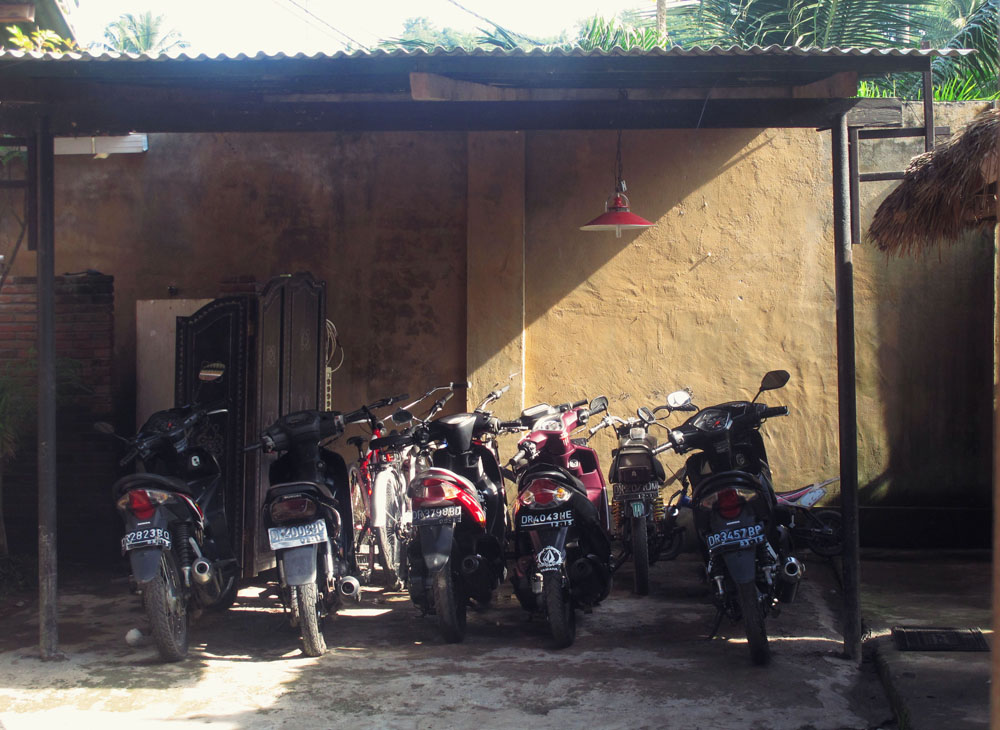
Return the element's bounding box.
[656,371,803,665]
[101,363,237,662]
[594,398,694,595]
[391,384,516,643]
[251,399,392,656]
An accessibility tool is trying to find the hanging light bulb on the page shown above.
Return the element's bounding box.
[580,129,653,238]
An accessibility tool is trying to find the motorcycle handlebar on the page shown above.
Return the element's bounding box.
[571,398,588,409]
[761,405,789,419]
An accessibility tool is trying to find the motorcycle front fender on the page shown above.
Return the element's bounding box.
[419,523,455,574]
[721,548,757,584]
[526,527,569,572]
[278,544,319,586]
[129,547,165,584]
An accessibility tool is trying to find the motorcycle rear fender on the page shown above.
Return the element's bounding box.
[278,544,319,586]
[419,523,455,574]
[129,547,165,584]
[721,548,757,584]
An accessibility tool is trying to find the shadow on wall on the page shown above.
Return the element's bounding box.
[519,128,767,340]
[865,230,993,512]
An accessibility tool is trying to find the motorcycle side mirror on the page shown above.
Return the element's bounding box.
[589,395,608,415]
[753,369,790,402]
[759,370,790,392]
[637,406,655,424]
[666,390,693,410]
[392,408,413,425]
[93,421,116,435]
[198,362,226,382]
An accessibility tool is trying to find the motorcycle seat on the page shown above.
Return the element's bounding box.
[111,471,193,500]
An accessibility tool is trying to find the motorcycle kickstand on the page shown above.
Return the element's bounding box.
[707,608,725,641]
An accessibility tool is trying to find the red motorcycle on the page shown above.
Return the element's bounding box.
[507,395,611,648]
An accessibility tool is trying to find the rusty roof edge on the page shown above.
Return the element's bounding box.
[0,45,974,63]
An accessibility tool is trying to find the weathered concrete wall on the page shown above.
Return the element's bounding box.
[7,103,991,518]
[9,132,469,437]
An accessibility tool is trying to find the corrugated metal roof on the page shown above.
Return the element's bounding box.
[0,44,972,63]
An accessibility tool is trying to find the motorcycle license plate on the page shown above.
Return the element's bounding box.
[705,523,766,552]
[518,509,574,529]
[268,519,328,550]
[122,528,171,552]
[413,505,462,526]
[612,482,659,500]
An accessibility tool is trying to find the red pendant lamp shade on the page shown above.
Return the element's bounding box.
[581,130,653,238]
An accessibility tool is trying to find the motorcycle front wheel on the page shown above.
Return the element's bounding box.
[737,580,770,665]
[544,572,576,649]
[294,582,326,657]
[629,515,650,596]
[432,566,466,643]
[144,549,189,662]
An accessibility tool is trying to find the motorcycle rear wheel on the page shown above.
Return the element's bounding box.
[807,509,843,557]
[144,550,189,662]
[629,515,650,596]
[294,582,327,657]
[432,566,467,643]
[544,572,576,649]
[737,580,770,665]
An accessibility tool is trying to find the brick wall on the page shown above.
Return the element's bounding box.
[1,273,119,559]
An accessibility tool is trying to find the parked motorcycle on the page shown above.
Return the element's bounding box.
[507,395,612,648]
[776,477,842,557]
[101,363,237,662]
[249,402,375,656]
[655,371,800,665]
[393,383,516,642]
[594,396,695,594]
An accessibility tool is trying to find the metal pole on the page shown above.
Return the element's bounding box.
[34,116,60,660]
[833,113,862,662]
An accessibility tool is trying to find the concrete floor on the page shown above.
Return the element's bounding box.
[0,553,893,730]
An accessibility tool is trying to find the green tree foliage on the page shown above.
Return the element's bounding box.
[102,11,189,54]
[5,25,78,53]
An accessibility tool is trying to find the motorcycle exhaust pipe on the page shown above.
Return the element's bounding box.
[460,555,481,575]
[338,576,361,598]
[191,558,213,585]
[775,556,804,604]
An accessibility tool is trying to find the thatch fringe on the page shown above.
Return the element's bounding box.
[866,107,999,256]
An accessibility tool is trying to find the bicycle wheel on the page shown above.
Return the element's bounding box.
[349,464,374,583]
[373,469,408,588]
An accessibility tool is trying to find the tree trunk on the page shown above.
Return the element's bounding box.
[657,0,667,38]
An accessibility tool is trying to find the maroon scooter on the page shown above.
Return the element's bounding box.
[507,395,611,648]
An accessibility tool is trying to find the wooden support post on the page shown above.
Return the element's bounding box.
[848,127,860,246]
[922,70,934,152]
[34,116,60,660]
[833,114,862,663]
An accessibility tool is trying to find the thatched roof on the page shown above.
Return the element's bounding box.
[867,107,999,255]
